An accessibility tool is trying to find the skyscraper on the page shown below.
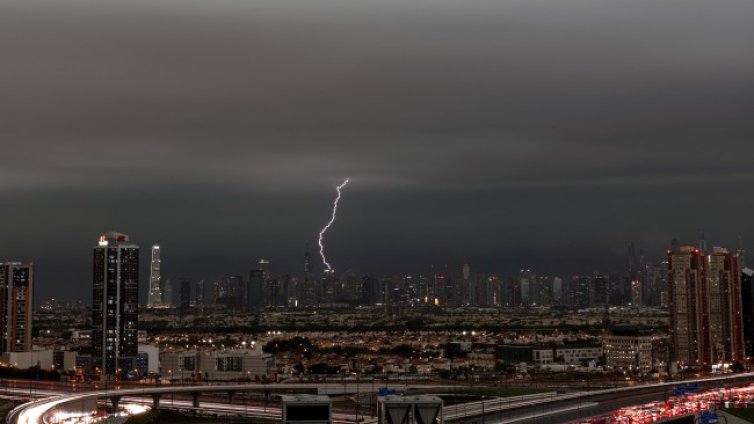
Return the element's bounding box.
[669,245,745,369]
[226,274,243,308]
[92,232,139,377]
[162,278,173,307]
[741,268,754,358]
[147,245,162,308]
[0,262,34,353]
[299,244,317,307]
[194,279,205,306]
[304,242,313,275]
[247,265,265,309]
[212,279,227,305]
[179,278,191,311]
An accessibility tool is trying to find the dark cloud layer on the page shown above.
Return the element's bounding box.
[1,0,754,301]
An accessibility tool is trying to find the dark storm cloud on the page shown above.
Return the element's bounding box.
[1,0,754,300]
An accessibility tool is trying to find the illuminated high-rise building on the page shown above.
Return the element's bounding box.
[92,231,139,377]
[669,245,744,368]
[147,245,162,308]
[0,262,34,353]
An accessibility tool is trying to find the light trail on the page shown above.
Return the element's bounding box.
[318,178,350,271]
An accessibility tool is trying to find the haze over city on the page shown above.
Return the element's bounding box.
[2,0,754,303]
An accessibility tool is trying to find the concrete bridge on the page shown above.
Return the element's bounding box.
[9,373,754,424]
[5,382,455,424]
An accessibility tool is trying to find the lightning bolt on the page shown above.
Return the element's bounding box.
[318,178,350,271]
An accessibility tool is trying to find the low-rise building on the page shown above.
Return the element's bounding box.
[138,344,160,374]
[554,343,602,365]
[1,350,53,369]
[495,344,554,366]
[160,348,275,381]
[603,330,653,372]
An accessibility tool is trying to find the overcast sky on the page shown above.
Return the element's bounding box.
[2,0,754,302]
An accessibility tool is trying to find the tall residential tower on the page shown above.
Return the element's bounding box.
[92,232,139,377]
[0,262,34,353]
[669,245,744,369]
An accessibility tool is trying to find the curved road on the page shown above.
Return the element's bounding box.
[9,372,754,424]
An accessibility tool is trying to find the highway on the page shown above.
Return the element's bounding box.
[8,371,754,424]
[445,372,754,423]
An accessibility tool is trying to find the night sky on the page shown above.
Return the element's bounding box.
[2,0,754,302]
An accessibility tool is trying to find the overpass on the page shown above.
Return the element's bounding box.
[445,372,754,423]
[4,382,455,424]
[9,372,754,424]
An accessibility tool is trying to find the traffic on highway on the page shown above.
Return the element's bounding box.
[578,383,754,423]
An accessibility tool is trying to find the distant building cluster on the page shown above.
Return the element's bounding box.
[149,242,673,313]
[9,232,754,382]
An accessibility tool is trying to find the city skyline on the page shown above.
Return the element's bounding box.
[4,229,752,303]
[2,0,754,301]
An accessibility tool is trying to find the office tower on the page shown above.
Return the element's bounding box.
[461,264,471,305]
[361,275,380,305]
[417,275,430,304]
[432,272,447,306]
[212,279,227,305]
[248,265,265,309]
[321,270,339,304]
[631,279,642,307]
[147,245,162,308]
[162,278,173,307]
[502,276,519,306]
[297,277,317,307]
[226,274,243,308]
[552,277,563,305]
[608,272,625,306]
[92,231,139,377]
[299,244,317,306]
[304,243,313,275]
[591,274,609,307]
[624,242,639,306]
[401,275,415,304]
[0,262,34,353]
[265,278,280,307]
[341,271,362,304]
[669,245,745,368]
[179,278,191,310]
[519,273,532,305]
[575,275,590,308]
[638,249,647,303]
[194,279,205,306]
[742,268,754,358]
[478,274,500,307]
[530,275,547,306]
[442,271,459,307]
[278,274,297,307]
